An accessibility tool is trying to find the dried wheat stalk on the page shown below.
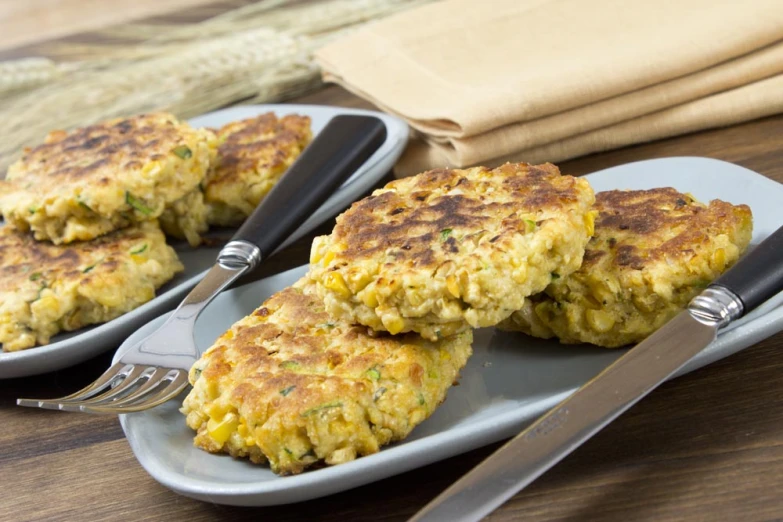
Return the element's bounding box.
[0,57,61,94]
[0,0,430,173]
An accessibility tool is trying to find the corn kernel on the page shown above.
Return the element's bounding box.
[436,260,455,277]
[446,276,460,298]
[408,291,423,307]
[410,409,426,425]
[584,210,598,236]
[33,295,59,313]
[139,286,155,302]
[383,316,405,335]
[361,289,379,308]
[324,272,351,298]
[206,381,219,400]
[592,284,614,305]
[207,413,238,444]
[348,271,372,292]
[206,403,228,419]
[322,250,336,266]
[585,295,602,309]
[585,309,616,333]
[141,163,163,182]
[712,248,726,269]
[93,290,124,308]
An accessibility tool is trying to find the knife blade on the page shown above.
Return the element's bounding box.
[410,223,783,522]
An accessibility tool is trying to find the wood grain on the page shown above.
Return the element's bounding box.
[2,3,783,521]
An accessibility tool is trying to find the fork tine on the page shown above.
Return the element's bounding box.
[16,400,63,411]
[57,365,149,410]
[87,367,171,408]
[17,362,131,409]
[81,370,190,414]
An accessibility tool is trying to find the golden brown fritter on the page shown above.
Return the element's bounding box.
[0,113,217,244]
[205,113,312,226]
[181,277,472,475]
[500,188,753,347]
[308,163,596,340]
[0,220,183,351]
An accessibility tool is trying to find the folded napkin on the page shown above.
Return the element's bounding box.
[316,0,783,176]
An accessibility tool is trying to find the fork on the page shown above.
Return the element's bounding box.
[17,114,387,414]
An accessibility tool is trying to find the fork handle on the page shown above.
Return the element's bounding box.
[222,114,387,268]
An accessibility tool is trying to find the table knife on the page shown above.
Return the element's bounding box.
[411,224,783,522]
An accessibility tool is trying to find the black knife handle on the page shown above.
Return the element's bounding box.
[231,114,387,259]
[712,224,783,315]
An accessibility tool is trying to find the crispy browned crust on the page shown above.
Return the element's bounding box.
[333,163,587,268]
[5,113,189,186]
[0,222,164,292]
[204,113,312,225]
[210,113,311,183]
[587,188,753,271]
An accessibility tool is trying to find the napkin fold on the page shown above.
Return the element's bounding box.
[316,0,783,176]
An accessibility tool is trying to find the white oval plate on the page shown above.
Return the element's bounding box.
[120,157,783,506]
[0,105,409,378]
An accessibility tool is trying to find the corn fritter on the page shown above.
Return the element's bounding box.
[500,188,753,347]
[308,163,596,340]
[181,277,472,475]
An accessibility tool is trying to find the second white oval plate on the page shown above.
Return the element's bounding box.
[0,104,408,378]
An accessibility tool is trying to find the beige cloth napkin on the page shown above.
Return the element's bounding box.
[316,0,783,176]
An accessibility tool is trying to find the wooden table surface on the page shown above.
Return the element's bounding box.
[2,4,783,522]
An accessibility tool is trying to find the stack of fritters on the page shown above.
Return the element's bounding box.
[182,162,598,474]
[0,111,312,352]
[181,278,472,475]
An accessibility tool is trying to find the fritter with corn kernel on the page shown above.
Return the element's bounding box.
[0,112,217,244]
[159,188,210,247]
[180,277,472,475]
[500,188,753,347]
[308,163,596,341]
[0,220,183,352]
[204,112,312,227]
